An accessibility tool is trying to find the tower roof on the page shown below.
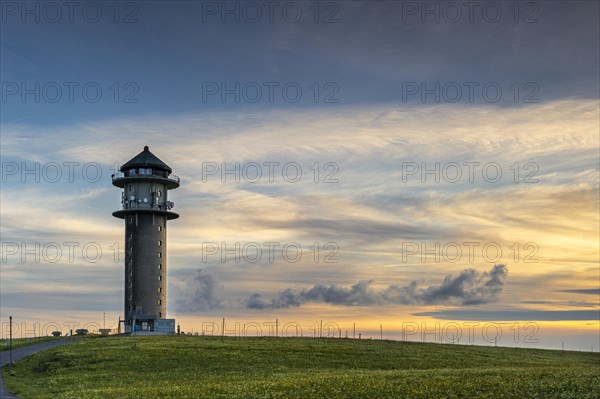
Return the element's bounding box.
[121,146,172,173]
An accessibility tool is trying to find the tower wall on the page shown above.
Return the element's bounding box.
[122,180,170,211]
[124,213,167,321]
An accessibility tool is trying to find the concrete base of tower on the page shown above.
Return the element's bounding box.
[125,318,176,335]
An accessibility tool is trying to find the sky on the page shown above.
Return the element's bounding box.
[0,1,599,350]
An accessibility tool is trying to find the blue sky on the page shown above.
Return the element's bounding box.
[2,1,598,125]
[1,1,599,350]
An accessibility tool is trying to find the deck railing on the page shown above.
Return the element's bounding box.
[111,170,180,184]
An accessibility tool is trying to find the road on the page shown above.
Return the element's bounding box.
[0,339,73,399]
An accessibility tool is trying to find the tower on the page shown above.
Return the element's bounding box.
[112,146,179,334]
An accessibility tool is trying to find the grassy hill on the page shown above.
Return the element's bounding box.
[3,336,599,398]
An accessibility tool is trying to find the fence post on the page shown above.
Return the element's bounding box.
[9,316,13,366]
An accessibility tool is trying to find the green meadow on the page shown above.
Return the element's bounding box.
[3,336,599,398]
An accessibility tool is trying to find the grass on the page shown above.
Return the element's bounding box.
[3,336,599,398]
[0,336,65,352]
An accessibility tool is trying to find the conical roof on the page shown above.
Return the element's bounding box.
[120,146,172,173]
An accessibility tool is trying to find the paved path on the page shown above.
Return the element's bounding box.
[0,339,73,399]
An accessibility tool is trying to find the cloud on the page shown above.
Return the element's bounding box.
[522,300,598,308]
[174,269,222,313]
[247,264,508,309]
[420,263,508,305]
[558,289,600,296]
[1,100,597,325]
[413,309,600,321]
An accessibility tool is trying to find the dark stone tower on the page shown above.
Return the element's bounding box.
[112,146,179,333]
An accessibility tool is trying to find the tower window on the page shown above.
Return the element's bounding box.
[157,300,162,305]
[159,312,162,318]
[158,252,162,258]
[158,226,162,232]
[158,264,162,270]
[158,240,162,246]
[158,275,162,281]
[158,287,162,293]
